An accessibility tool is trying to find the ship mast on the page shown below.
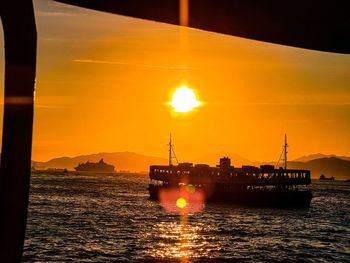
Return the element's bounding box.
[284,133,288,170]
[276,133,288,170]
[168,133,178,166]
[169,134,172,166]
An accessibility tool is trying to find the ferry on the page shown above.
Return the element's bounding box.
[148,135,312,207]
[74,158,115,173]
[319,174,335,181]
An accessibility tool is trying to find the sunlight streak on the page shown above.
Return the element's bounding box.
[180,0,189,26]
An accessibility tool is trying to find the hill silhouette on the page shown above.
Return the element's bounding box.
[33,152,167,173]
[293,153,350,162]
[288,157,350,180]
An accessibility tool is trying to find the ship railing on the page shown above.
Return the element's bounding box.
[150,166,310,179]
[149,173,311,186]
[150,167,310,177]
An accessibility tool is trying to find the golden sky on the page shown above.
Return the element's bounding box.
[0,0,350,162]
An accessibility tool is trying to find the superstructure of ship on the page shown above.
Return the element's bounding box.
[148,135,312,207]
[74,158,115,173]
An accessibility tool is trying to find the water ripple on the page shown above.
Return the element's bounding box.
[23,174,350,262]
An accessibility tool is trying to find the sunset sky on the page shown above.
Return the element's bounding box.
[0,0,350,162]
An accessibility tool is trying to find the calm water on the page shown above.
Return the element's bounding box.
[23,173,350,262]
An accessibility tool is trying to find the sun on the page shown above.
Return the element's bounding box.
[170,85,201,112]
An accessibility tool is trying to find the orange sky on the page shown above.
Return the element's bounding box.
[0,0,350,162]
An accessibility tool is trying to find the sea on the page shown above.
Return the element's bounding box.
[22,173,350,262]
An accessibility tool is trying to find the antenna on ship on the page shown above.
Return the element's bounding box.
[276,133,288,170]
[168,133,178,166]
[284,133,288,170]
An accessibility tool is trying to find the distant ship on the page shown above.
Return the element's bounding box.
[319,174,335,181]
[148,135,313,207]
[74,159,115,173]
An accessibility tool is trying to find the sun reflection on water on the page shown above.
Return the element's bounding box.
[151,181,207,260]
[146,220,209,261]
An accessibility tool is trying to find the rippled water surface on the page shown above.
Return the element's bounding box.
[23,173,350,262]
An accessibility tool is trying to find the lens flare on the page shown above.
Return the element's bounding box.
[176,198,187,209]
[186,184,195,194]
[159,187,205,213]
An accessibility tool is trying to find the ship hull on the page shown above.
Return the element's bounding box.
[148,185,312,208]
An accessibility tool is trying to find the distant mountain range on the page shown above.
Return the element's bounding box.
[293,153,350,162]
[287,157,350,180]
[32,152,350,180]
[32,152,167,173]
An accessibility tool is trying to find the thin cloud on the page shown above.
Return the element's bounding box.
[207,101,350,107]
[36,11,79,17]
[0,102,70,109]
[73,59,196,70]
[225,102,350,106]
[34,104,71,109]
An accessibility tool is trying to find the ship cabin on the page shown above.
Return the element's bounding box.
[149,157,311,190]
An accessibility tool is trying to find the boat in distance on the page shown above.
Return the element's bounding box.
[319,174,335,181]
[148,135,312,207]
[74,158,115,173]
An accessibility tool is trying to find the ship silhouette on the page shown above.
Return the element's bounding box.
[74,158,115,173]
[149,135,313,207]
[319,174,335,181]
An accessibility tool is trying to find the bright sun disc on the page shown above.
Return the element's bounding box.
[170,86,201,112]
